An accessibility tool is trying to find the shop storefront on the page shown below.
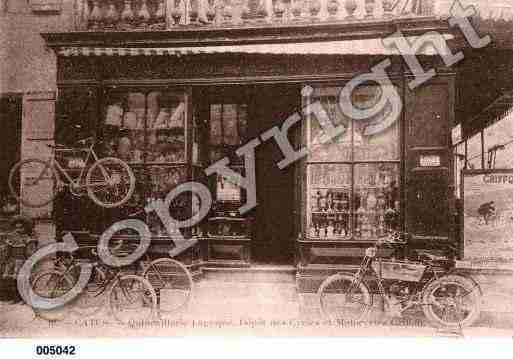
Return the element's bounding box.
[3,0,513,308]
[35,34,457,288]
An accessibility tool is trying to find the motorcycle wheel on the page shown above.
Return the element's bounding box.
[422,274,481,329]
[318,273,372,322]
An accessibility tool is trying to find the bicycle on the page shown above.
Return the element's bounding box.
[124,209,195,316]
[317,231,482,329]
[31,244,157,324]
[141,253,193,316]
[32,236,193,320]
[9,134,136,208]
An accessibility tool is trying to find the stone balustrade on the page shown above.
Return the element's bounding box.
[78,0,435,31]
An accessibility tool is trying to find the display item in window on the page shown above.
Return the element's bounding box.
[146,108,157,129]
[117,136,132,161]
[223,104,239,145]
[310,225,317,238]
[311,190,319,212]
[122,111,138,129]
[210,111,222,146]
[105,99,124,127]
[326,221,334,238]
[384,201,400,231]
[169,102,185,129]
[318,189,327,211]
[153,107,171,129]
[326,190,334,211]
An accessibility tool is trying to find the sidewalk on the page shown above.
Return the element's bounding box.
[2,277,513,337]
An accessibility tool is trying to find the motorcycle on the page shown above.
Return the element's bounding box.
[317,231,482,329]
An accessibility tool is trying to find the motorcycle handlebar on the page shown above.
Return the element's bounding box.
[376,232,408,246]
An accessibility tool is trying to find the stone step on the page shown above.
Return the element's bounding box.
[202,265,297,283]
[194,281,299,303]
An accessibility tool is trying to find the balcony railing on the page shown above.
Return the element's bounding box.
[78,0,435,31]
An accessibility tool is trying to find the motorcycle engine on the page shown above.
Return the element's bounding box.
[388,281,413,302]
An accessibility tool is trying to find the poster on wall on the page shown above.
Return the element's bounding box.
[463,169,513,268]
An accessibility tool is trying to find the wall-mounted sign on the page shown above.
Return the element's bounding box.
[463,170,513,269]
[452,123,462,145]
[216,176,241,202]
[419,154,441,167]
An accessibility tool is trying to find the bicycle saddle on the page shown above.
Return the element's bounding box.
[417,251,451,266]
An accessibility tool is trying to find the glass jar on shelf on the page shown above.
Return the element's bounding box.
[326,221,334,238]
[318,189,328,211]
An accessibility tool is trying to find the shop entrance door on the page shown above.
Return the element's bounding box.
[251,85,300,264]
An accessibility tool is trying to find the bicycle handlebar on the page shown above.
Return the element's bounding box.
[76,136,94,145]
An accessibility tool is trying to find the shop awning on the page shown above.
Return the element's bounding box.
[463,92,513,138]
[56,34,455,57]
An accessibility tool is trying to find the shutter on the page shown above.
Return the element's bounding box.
[21,92,56,219]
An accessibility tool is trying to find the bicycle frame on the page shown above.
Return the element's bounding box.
[46,141,99,189]
[62,259,138,301]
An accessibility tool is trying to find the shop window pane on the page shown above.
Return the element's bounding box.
[209,103,247,163]
[146,165,189,236]
[353,163,400,239]
[306,85,400,162]
[146,91,186,163]
[307,164,352,239]
[102,91,187,164]
[307,87,351,162]
[103,92,145,164]
[352,85,400,161]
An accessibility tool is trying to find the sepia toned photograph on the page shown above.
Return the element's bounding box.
[2,0,513,343]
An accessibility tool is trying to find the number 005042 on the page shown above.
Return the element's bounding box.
[36,345,76,356]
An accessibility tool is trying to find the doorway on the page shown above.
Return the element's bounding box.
[0,95,22,214]
[250,85,300,264]
[200,84,300,265]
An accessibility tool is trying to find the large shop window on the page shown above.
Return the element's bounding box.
[55,88,205,238]
[305,85,401,240]
[102,90,197,236]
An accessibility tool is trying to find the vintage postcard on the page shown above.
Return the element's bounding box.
[2,0,513,346]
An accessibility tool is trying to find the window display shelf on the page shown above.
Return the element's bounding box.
[311,211,351,215]
[310,186,351,190]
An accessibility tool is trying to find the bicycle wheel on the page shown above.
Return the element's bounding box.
[318,273,372,322]
[85,157,135,208]
[68,266,107,318]
[109,275,157,324]
[143,258,193,315]
[8,159,57,208]
[422,274,481,329]
[31,270,74,322]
